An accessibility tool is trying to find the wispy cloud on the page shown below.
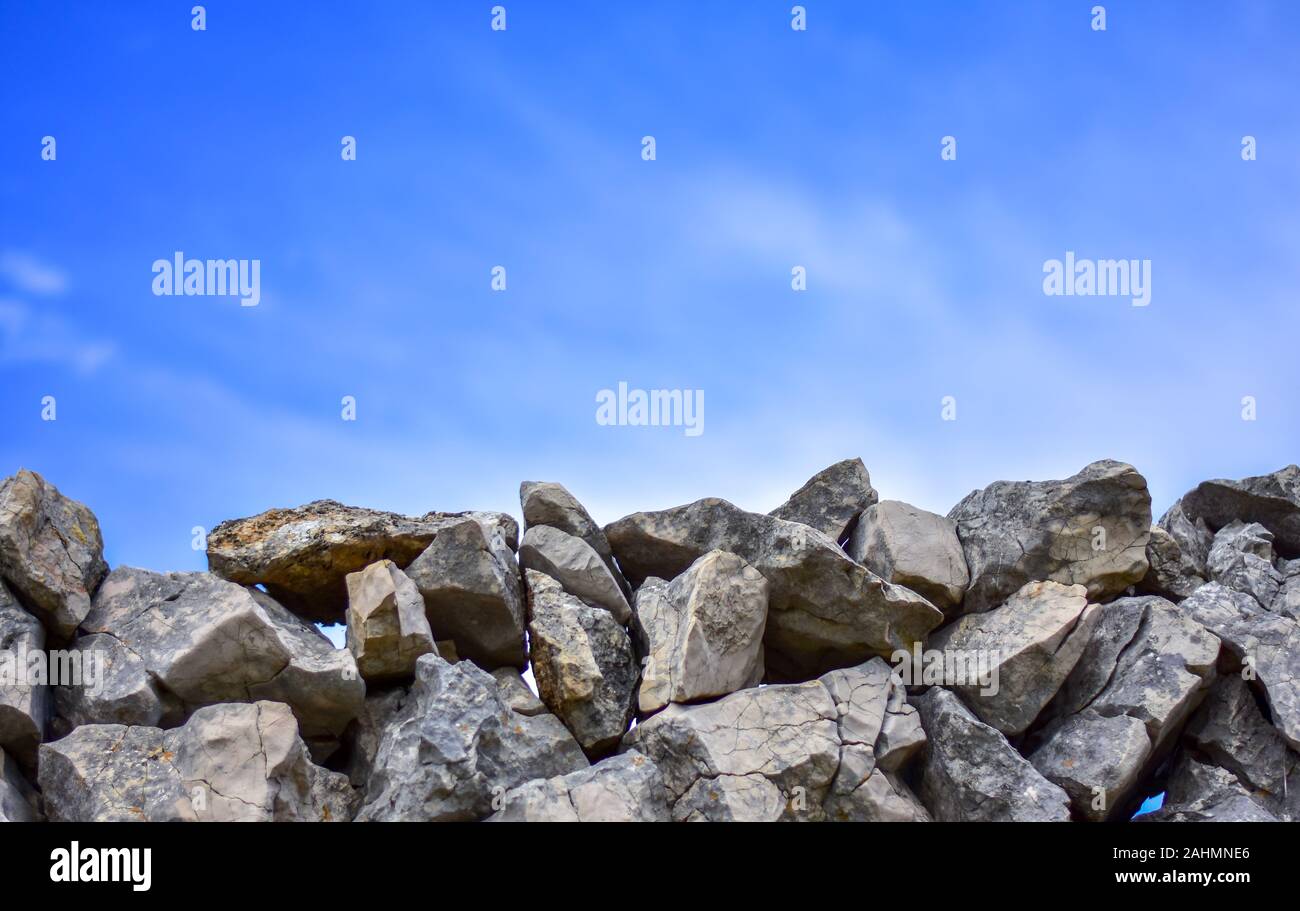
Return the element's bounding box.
[0,298,116,374]
[0,251,69,296]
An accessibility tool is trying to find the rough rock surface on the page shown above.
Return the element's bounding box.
[1030,711,1150,822]
[0,748,39,821]
[525,570,636,756]
[38,701,357,822]
[520,481,625,590]
[635,550,768,714]
[624,657,928,821]
[519,525,632,624]
[948,460,1151,615]
[52,631,174,734]
[1138,523,1206,601]
[486,751,669,822]
[0,470,108,640]
[1180,464,1300,555]
[1205,521,1283,608]
[81,567,364,744]
[404,516,526,670]
[926,581,1097,735]
[344,559,434,682]
[356,653,589,821]
[1146,752,1282,822]
[769,458,878,543]
[915,687,1071,822]
[847,500,969,614]
[491,668,547,716]
[607,498,942,680]
[0,581,48,764]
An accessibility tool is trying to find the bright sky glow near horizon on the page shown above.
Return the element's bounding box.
[2,1,1299,580]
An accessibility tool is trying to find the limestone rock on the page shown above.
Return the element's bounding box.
[342,686,409,790]
[356,652,589,821]
[486,751,669,822]
[624,657,926,821]
[1179,464,1300,555]
[38,701,358,822]
[1158,500,1214,576]
[1146,753,1282,822]
[0,748,39,822]
[635,550,767,715]
[1206,521,1283,607]
[926,581,1097,735]
[81,567,364,743]
[847,500,969,614]
[491,668,547,716]
[344,560,434,682]
[948,460,1151,614]
[525,570,636,756]
[0,469,108,640]
[769,458,878,543]
[1137,524,1205,601]
[404,516,526,670]
[914,687,1071,822]
[1182,582,1300,749]
[52,632,170,733]
[519,525,632,624]
[606,498,942,680]
[1029,711,1151,821]
[520,481,623,588]
[1276,560,1300,622]
[0,581,48,764]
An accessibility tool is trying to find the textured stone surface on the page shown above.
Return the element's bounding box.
[52,632,171,734]
[0,470,108,640]
[624,657,926,821]
[344,560,434,683]
[1146,753,1282,822]
[769,458,878,543]
[927,581,1097,735]
[847,500,969,613]
[526,570,636,756]
[1029,711,1151,821]
[948,460,1151,614]
[486,751,669,822]
[1205,521,1283,607]
[607,498,942,681]
[635,550,767,714]
[1180,464,1300,555]
[491,668,547,716]
[404,516,526,670]
[1138,524,1206,601]
[81,567,364,743]
[0,748,39,821]
[356,653,588,821]
[915,687,1071,822]
[520,481,624,590]
[38,701,358,822]
[0,581,48,765]
[519,525,632,624]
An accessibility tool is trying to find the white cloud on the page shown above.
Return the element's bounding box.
[0,251,69,296]
[0,298,116,374]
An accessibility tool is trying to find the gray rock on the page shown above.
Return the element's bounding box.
[491,668,547,716]
[356,652,589,821]
[1029,711,1151,821]
[344,560,434,683]
[948,460,1151,615]
[81,567,364,744]
[1206,521,1283,607]
[0,581,48,764]
[926,581,1097,735]
[486,751,670,822]
[53,632,170,733]
[1137,524,1206,601]
[914,687,1072,822]
[38,701,358,822]
[769,458,878,543]
[606,498,943,681]
[1182,582,1300,749]
[847,500,969,614]
[525,570,636,756]
[404,516,526,670]
[519,525,632,624]
[1157,500,1213,577]
[635,550,767,715]
[342,686,409,789]
[1275,560,1300,622]
[1180,464,1300,555]
[624,657,927,821]
[520,481,623,588]
[0,469,108,640]
[1147,753,1282,822]
[0,748,39,822]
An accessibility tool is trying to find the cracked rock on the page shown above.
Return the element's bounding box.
[1179,464,1300,556]
[0,748,39,821]
[81,567,364,745]
[0,469,108,641]
[1029,711,1151,821]
[519,525,632,624]
[926,581,1098,736]
[526,570,636,756]
[948,460,1151,615]
[344,559,434,683]
[768,458,878,543]
[520,480,626,593]
[486,751,669,821]
[38,701,358,822]
[52,631,173,734]
[1205,520,1283,607]
[0,581,48,765]
[1145,752,1282,822]
[356,652,589,821]
[606,498,942,681]
[846,500,969,614]
[1137,524,1206,601]
[635,550,768,715]
[915,686,1071,822]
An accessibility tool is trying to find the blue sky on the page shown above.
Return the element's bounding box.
[2,1,1299,579]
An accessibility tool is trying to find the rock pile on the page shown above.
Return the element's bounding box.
[1,459,1297,822]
